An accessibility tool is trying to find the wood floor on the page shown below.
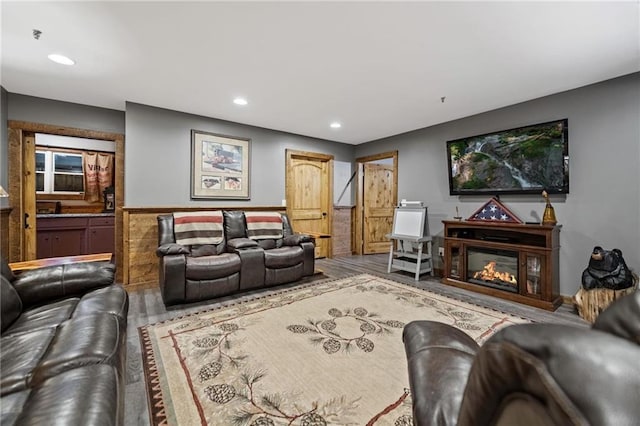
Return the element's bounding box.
[124,254,587,425]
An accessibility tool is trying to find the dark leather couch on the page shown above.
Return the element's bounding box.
[403,291,640,426]
[0,258,129,426]
[156,210,315,305]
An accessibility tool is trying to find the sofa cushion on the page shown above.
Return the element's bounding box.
[223,210,248,239]
[245,212,284,240]
[33,313,122,385]
[0,388,29,425]
[186,275,240,301]
[173,211,224,245]
[264,246,304,268]
[1,328,57,395]
[186,254,242,280]
[74,286,129,323]
[13,364,121,426]
[227,238,258,250]
[13,262,115,308]
[190,244,224,257]
[257,239,277,250]
[1,277,22,333]
[4,298,78,336]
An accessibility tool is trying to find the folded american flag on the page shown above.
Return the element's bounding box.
[468,198,522,223]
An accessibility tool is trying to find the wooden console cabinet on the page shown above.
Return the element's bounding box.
[442,220,561,311]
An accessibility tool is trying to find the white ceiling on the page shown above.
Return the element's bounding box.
[2,1,639,144]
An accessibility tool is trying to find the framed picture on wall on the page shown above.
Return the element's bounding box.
[191,130,251,200]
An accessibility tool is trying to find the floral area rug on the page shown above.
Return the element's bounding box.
[139,274,528,425]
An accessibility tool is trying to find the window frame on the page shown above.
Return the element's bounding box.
[35,147,85,197]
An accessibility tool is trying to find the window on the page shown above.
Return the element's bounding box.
[36,149,84,194]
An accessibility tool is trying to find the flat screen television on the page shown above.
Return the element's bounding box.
[447,119,569,195]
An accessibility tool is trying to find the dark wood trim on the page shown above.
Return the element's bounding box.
[285,149,333,161]
[355,150,398,164]
[122,205,285,214]
[7,121,122,141]
[9,252,112,273]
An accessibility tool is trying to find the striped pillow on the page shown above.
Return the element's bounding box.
[245,212,283,240]
[173,211,224,245]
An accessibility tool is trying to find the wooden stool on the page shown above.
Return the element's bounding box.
[574,274,638,323]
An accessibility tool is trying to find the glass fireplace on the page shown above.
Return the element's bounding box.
[466,247,519,293]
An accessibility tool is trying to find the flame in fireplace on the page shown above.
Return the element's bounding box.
[473,261,517,284]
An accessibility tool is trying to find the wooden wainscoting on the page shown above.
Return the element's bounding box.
[122,206,285,290]
[332,206,354,256]
[1,207,12,259]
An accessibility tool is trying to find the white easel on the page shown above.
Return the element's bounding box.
[386,203,433,280]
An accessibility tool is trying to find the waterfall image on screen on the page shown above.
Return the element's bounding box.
[447,119,569,195]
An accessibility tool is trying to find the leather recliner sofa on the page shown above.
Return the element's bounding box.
[0,257,129,426]
[156,210,315,306]
[403,291,640,426]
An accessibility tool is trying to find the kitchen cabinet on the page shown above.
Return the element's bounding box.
[36,215,115,258]
[87,217,115,254]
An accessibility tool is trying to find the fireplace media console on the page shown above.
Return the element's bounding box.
[442,220,561,311]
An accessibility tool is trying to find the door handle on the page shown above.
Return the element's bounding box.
[24,213,29,229]
[322,212,327,217]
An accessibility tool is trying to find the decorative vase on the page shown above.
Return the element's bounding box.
[541,190,557,225]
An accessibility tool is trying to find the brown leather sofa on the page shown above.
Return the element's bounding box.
[0,258,129,426]
[156,210,315,306]
[403,291,640,426]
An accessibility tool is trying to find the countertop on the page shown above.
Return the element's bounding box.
[36,213,115,219]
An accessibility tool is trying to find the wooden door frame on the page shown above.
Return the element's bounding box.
[285,149,334,258]
[354,151,398,255]
[7,121,125,281]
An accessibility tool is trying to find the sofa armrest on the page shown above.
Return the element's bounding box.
[12,262,116,308]
[227,238,259,251]
[282,234,314,246]
[458,322,640,426]
[156,243,190,256]
[236,247,266,290]
[403,320,479,426]
[158,254,187,305]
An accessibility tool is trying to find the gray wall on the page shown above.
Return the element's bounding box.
[7,94,125,134]
[356,72,640,296]
[3,94,124,210]
[124,102,354,207]
[3,74,638,296]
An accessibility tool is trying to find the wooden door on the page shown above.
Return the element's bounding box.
[363,162,395,254]
[286,150,333,258]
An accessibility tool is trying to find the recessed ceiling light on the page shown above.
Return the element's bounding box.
[330,122,341,129]
[48,53,75,66]
[233,97,248,106]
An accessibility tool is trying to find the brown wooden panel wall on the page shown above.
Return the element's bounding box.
[332,206,354,257]
[1,208,12,259]
[122,206,285,290]
[122,206,353,290]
